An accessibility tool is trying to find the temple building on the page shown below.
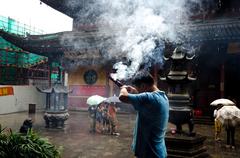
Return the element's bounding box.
[0,0,240,117]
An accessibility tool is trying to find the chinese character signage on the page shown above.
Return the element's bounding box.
[0,87,14,96]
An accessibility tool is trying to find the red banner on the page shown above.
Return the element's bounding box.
[0,87,14,96]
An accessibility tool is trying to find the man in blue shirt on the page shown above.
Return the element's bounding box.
[119,70,169,158]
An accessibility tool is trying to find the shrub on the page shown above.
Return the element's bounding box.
[0,124,62,158]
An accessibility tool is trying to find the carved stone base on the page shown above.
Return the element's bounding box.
[44,111,69,129]
[165,132,210,158]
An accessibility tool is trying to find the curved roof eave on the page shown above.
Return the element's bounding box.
[40,0,75,18]
[1,18,240,60]
[0,29,63,56]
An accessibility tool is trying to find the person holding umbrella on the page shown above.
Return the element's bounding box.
[108,102,120,136]
[225,120,236,149]
[88,105,97,133]
[216,105,239,149]
[213,99,240,149]
[213,104,223,141]
[87,95,106,133]
[102,103,110,133]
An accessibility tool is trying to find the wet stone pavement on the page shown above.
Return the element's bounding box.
[0,111,240,158]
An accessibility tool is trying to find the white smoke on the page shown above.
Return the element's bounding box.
[64,0,210,80]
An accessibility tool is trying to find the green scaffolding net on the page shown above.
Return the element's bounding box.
[0,16,64,84]
[0,16,44,36]
[0,37,48,68]
[0,15,48,68]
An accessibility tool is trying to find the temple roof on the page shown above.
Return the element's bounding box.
[189,18,240,42]
[0,18,240,61]
[40,0,76,18]
[40,0,240,23]
[0,29,113,61]
[40,0,100,20]
[0,30,108,52]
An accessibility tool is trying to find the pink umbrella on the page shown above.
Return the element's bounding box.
[216,105,240,127]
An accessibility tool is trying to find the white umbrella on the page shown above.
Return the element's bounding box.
[210,98,235,106]
[86,95,106,106]
[216,105,240,126]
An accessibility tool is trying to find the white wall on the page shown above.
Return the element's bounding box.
[0,86,46,114]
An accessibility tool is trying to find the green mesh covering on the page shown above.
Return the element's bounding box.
[51,62,62,80]
[0,16,44,36]
[51,73,59,79]
[0,15,48,68]
[0,16,63,84]
[0,37,48,68]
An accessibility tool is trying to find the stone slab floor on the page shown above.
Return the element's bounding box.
[0,111,240,158]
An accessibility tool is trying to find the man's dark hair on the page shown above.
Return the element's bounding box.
[132,70,154,87]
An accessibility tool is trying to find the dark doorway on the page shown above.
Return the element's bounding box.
[225,54,240,106]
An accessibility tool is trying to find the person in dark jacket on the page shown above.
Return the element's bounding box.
[19,118,33,134]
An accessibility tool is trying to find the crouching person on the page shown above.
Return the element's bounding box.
[19,118,33,134]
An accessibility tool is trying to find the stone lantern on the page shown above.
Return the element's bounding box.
[37,83,70,128]
[160,45,196,134]
[160,45,209,158]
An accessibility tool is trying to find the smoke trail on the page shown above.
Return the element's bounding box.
[63,0,211,80]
